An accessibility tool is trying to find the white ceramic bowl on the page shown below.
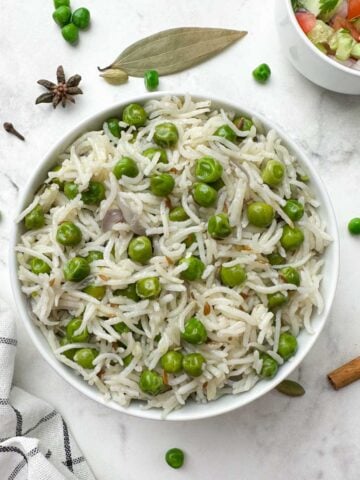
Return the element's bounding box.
[9,93,339,421]
[276,0,360,94]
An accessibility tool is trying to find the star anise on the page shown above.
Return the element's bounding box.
[35,65,83,109]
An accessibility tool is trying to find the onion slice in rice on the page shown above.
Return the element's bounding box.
[102,209,125,232]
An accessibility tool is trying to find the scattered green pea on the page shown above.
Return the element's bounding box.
[49,165,64,190]
[262,160,285,187]
[53,6,72,27]
[83,285,106,300]
[61,23,79,44]
[56,221,82,246]
[24,205,45,230]
[153,123,179,148]
[136,277,161,299]
[113,322,130,334]
[66,317,89,343]
[59,337,78,360]
[283,199,304,222]
[122,104,147,127]
[280,267,300,286]
[123,354,133,366]
[267,251,286,266]
[54,0,70,7]
[150,173,175,197]
[214,124,237,142]
[113,157,139,179]
[195,156,223,183]
[106,117,121,138]
[268,292,288,310]
[247,202,274,228]
[207,213,232,239]
[280,225,304,251]
[113,284,140,302]
[142,147,168,164]
[348,218,360,235]
[73,348,98,368]
[278,332,298,360]
[64,182,79,200]
[233,116,254,131]
[63,257,90,282]
[72,7,90,29]
[85,250,103,263]
[193,182,217,207]
[139,370,164,395]
[169,206,189,222]
[182,353,205,377]
[161,351,183,374]
[253,63,271,83]
[165,448,185,469]
[81,181,106,205]
[181,317,207,344]
[260,353,278,379]
[29,258,51,275]
[179,256,205,281]
[128,236,152,264]
[144,69,159,91]
[220,264,247,287]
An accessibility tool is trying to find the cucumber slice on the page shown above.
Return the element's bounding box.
[319,0,343,22]
[302,0,321,16]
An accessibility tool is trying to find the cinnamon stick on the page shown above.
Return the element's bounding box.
[328,356,360,390]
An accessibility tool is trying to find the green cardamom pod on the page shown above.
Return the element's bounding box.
[275,380,305,397]
[99,68,128,85]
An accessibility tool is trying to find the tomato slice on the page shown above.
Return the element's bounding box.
[295,11,317,34]
[332,14,360,40]
[348,0,360,20]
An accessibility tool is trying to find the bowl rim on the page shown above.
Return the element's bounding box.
[285,0,360,77]
[9,91,340,421]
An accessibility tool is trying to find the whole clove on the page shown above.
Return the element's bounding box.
[3,122,25,141]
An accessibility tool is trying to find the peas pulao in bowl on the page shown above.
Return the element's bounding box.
[10,93,339,420]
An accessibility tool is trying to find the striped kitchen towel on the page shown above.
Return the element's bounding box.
[0,298,96,480]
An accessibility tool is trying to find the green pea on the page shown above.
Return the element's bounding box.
[214,124,236,142]
[128,236,152,264]
[122,103,147,127]
[81,181,106,205]
[106,117,121,138]
[253,63,271,83]
[161,351,183,373]
[182,353,205,377]
[66,317,89,343]
[280,267,300,286]
[53,6,72,27]
[181,317,207,344]
[220,264,247,287]
[278,332,298,360]
[348,217,360,235]
[83,285,106,300]
[113,284,139,302]
[267,251,286,266]
[247,202,274,228]
[150,173,175,197]
[179,256,205,281]
[64,182,79,200]
[153,123,179,148]
[183,233,196,248]
[59,337,78,360]
[233,116,254,131]
[72,7,91,29]
[283,199,304,222]
[123,354,133,366]
[85,251,103,263]
[139,370,164,395]
[209,177,225,191]
[73,348,98,369]
[54,0,69,7]
[192,182,217,208]
[24,205,45,230]
[297,172,310,183]
[30,258,51,275]
[267,292,288,310]
[195,156,223,183]
[142,147,168,164]
[262,160,285,187]
[113,322,130,334]
[165,448,185,469]
[49,165,64,190]
[56,221,82,246]
[61,23,79,44]
[144,69,159,91]
[169,206,189,222]
[113,157,139,179]
[63,257,90,282]
[207,213,232,239]
[260,353,278,379]
[280,225,304,251]
[136,277,161,299]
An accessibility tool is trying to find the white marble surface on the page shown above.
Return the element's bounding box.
[1,0,360,478]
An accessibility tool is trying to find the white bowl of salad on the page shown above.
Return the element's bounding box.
[276,0,360,94]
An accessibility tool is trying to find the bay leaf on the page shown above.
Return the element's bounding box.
[99,27,247,77]
[275,380,305,397]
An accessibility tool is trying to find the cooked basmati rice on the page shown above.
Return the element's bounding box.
[16,95,331,414]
